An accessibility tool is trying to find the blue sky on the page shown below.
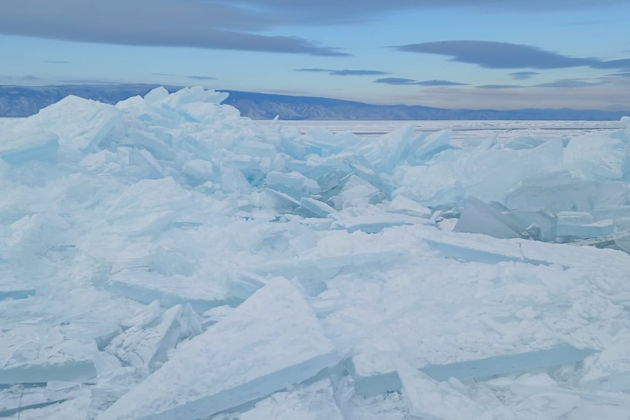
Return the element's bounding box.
[1,0,630,109]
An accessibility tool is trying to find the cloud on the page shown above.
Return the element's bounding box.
[396,40,630,71]
[374,77,419,85]
[185,75,216,80]
[477,84,524,89]
[0,0,347,56]
[416,79,467,86]
[375,77,466,86]
[396,41,598,69]
[534,78,607,88]
[227,0,628,24]
[295,68,388,76]
[2,0,626,56]
[45,60,69,64]
[509,71,539,80]
[592,58,630,70]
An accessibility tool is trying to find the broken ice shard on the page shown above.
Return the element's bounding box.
[0,327,97,385]
[239,379,344,420]
[453,196,522,239]
[97,278,339,420]
[420,344,596,383]
[104,268,259,312]
[350,353,402,397]
[105,303,202,372]
[0,275,35,302]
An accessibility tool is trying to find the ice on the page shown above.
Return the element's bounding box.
[0,327,97,385]
[2,87,630,418]
[105,303,202,372]
[505,173,629,212]
[299,197,337,218]
[350,352,402,397]
[0,127,58,163]
[97,278,339,420]
[104,268,249,311]
[557,219,616,240]
[420,344,596,382]
[0,384,87,418]
[563,132,629,180]
[265,170,320,199]
[454,196,522,239]
[0,275,35,301]
[251,251,406,295]
[398,361,484,420]
[237,379,344,420]
[31,96,121,153]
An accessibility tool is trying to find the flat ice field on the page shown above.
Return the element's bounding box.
[1,87,630,420]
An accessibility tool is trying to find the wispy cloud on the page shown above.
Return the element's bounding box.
[396,40,630,70]
[533,78,607,88]
[295,68,388,76]
[375,77,466,86]
[185,75,216,80]
[509,71,539,80]
[477,84,524,89]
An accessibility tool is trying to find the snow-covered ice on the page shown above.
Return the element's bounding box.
[1,86,630,419]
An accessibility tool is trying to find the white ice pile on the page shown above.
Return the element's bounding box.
[1,87,630,419]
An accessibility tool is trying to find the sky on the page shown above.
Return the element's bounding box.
[1,0,630,110]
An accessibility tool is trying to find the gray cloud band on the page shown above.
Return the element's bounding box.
[375,78,467,86]
[396,41,630,71]
[0,0,347,56]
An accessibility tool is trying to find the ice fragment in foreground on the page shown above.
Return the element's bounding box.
[98,278,339,420]
[239,379,343,420]
[0,275,35,301]
[398,360,483,420]
[105,303,202,372]
[454,196,522,239]
[105,268,255,312]
[350,353,402,397]
[420,344,596,383]
[0,328,96,385]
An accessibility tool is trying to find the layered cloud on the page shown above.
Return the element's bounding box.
[0,0,347,56]
[295,68,388,76]
[375,78,467,86]
[2,0,626,55]
[396,40,630,70]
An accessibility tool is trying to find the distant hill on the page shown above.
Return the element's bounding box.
[0,84,628,121]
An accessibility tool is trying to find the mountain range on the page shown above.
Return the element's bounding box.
[0,84,628,120]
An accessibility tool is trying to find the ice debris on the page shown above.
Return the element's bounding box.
[97,278,339,420]
[420,344,596,383]
[1,87,630,418]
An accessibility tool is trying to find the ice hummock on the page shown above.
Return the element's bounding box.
[1,86,630,419]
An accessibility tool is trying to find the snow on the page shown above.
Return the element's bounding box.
[1,87,630,419]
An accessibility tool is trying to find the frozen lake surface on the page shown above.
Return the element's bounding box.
[258,119,624,139]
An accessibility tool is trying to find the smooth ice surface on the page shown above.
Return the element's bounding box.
[98,278,339,420]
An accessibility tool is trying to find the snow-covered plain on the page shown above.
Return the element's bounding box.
[1,87,630,419]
